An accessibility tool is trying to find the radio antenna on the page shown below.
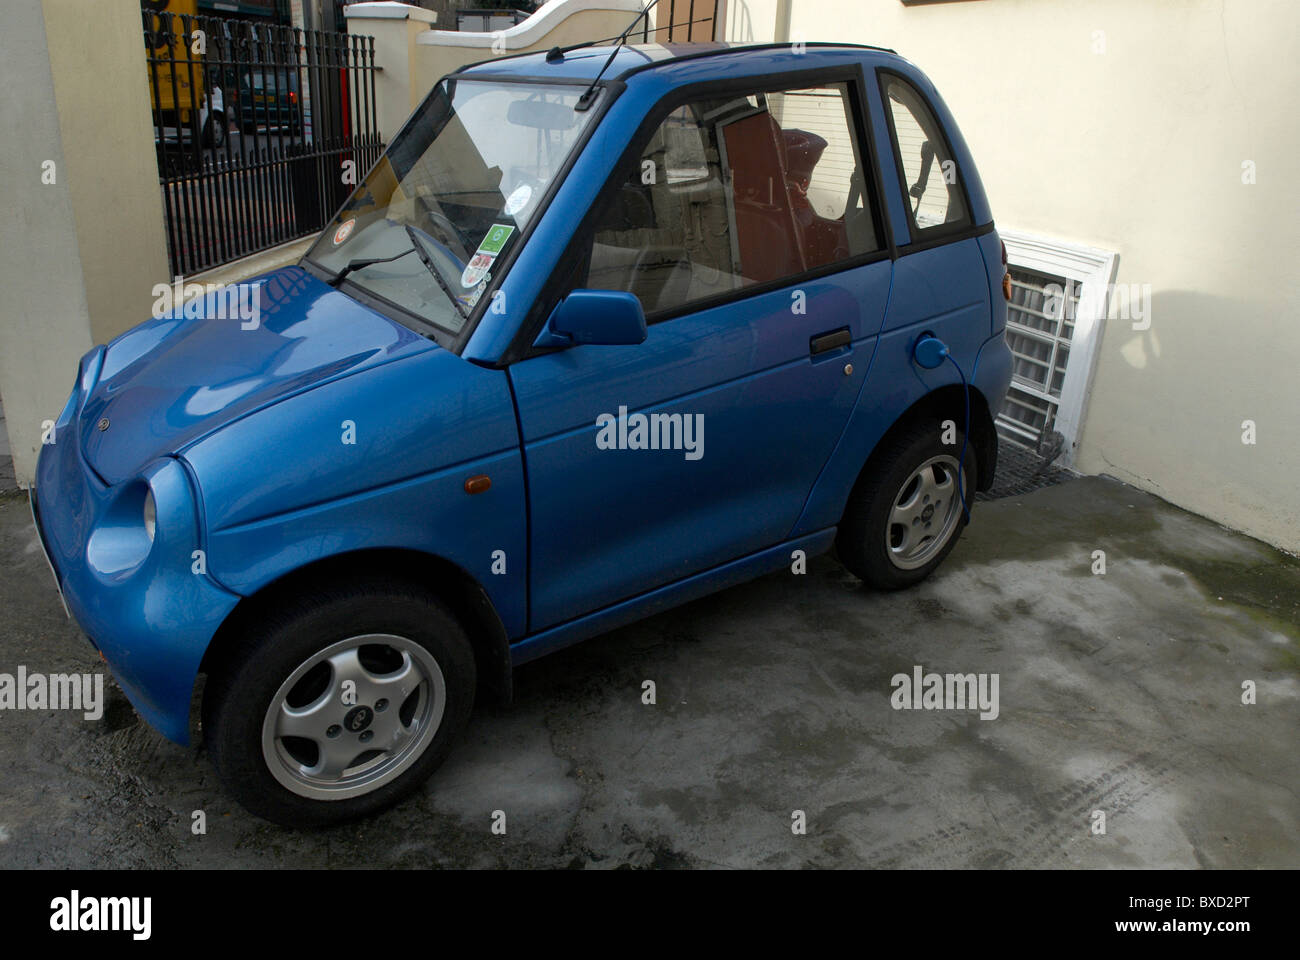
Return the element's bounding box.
[572,0,662,111]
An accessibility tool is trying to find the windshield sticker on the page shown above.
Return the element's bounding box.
[503,184,532,217]
[455,279,488,311]
[477,224,515,256]
[332,218,355,245]
[461,253,495,288]
[460,224,516,287]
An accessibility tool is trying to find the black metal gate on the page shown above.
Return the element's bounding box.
[142,10,383,276]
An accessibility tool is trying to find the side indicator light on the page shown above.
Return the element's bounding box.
[464,475,491,495]
[1002,272,1012,301]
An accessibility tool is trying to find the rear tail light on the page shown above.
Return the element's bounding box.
[1000,240,1011,300]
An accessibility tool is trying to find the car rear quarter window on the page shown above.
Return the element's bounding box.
[881,73,971,233]
[582,82,882,319]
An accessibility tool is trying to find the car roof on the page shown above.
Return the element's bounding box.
[456,41,901,84]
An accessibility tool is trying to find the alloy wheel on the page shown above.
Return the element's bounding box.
[885,454,964,570]
[260,634,446,800]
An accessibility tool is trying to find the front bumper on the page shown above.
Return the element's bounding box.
[32,383,240,745]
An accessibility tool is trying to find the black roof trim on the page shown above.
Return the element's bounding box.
[453,40,897,79]
[612,41,898,82]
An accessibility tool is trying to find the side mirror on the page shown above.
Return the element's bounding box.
[535,290,647,348]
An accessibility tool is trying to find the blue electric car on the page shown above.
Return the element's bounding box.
[32,40,1012,825]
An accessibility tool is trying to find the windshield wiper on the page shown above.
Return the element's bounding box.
[404,224,467,321]
[327,248,415,287]
[328,227,468,321]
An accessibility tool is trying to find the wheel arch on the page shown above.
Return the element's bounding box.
[846,383,998,511]
[199,548,513,707]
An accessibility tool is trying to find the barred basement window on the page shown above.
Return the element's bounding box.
[995,230,1119,466]
[998,266,1077,448]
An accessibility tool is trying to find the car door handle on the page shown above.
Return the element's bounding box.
[810,327,851,357]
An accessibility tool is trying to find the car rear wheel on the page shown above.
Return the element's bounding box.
[837,424,976,589]
[202,577,475,826]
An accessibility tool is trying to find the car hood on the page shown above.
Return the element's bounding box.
[80,266,435,485]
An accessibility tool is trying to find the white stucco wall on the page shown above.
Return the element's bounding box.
[728,0,1300,552]
[412,0,648,95]
[0,0,170,487]
[721,0,783,43]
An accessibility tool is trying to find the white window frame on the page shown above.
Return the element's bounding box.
[999,228,1119,467]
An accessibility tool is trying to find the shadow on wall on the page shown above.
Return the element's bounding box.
[1079,287,1295,546]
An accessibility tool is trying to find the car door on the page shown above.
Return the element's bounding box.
[508,73,895,631]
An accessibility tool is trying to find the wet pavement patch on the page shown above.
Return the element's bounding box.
[0,475,1296,868]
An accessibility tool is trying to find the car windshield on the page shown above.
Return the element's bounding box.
[305,78,597,336]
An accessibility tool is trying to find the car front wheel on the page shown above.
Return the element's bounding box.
[202,577,476,826]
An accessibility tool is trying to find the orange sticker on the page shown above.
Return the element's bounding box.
[333,219,355,245]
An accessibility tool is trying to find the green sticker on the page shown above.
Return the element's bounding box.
[477,224,515,256]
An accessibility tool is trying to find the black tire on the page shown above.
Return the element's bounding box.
[837,422,976,590]
[202,576,476,827]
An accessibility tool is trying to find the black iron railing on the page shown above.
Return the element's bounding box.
[142,11,382,276]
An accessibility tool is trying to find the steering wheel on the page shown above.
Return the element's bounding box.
[419,202,472,262]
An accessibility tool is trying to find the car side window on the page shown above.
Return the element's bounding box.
[582,82,881,319]
[881,74,971,232]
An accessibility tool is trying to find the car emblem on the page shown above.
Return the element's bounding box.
[97,418,110,432]
[343,705,374,733]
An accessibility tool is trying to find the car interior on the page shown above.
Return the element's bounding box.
[585,89,878,316]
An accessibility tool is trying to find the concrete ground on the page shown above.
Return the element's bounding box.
[0,475,1296,869]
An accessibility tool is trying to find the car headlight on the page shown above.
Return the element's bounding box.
[86,481,157,579]
[143,489,156,542]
